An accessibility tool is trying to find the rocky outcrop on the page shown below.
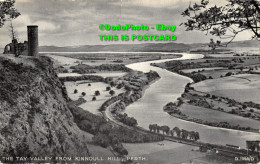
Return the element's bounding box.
[0,56,90,160]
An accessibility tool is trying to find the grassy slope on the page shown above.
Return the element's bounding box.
[192,74,260,103]
[180,104,260,129]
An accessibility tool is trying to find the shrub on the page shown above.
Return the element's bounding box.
[106,86,111,91]
[109,90,115,96]
[92,133,110,148]
[82,92,86,96]
[74,89,78,94]
[225,72,232,76]
[205,94,210,98]
[95,90,100,96]
[92,96,96,101]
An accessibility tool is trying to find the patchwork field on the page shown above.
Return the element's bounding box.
[192,74,260,103]
[42,52,182,65]
[65,81,125,114]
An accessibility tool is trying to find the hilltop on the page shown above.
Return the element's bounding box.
[0,55,91,161]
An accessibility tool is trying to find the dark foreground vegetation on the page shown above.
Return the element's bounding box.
[68,101,164,156]
[99,71,160,126]
[59,75,105,82]
[70,63,132,74]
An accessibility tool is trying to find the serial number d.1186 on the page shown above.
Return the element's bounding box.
[235,156,255,162]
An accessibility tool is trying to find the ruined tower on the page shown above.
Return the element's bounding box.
[27,25,38,56]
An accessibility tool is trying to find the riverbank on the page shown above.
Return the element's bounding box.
[124,52,260,148]
[99,71,160,126]
[167,110,259,134]
[152,54,260,133]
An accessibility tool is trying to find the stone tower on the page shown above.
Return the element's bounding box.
[27,25,38,56]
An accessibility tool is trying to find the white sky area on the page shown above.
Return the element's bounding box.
[0,0,255,48]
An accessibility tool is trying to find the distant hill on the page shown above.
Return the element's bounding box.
[228,40,259,47]
[39,40,259,52]
[189,40,259,52]
[39,42,192,52]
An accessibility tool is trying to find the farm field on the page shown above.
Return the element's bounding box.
[192,74,260,103]
[65,81,125,114]
[199,69,240,79]
[180,104,260,129]
[42,52,182,65]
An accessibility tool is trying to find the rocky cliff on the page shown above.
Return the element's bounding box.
[0,56,90,161]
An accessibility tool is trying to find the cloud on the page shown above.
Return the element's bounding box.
[125,0,182,8]
[0,0,253,48]
[34,21,61,32]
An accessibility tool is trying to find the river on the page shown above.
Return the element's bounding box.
[125,53,260,148]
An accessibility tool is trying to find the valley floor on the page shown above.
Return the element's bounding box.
[50,51,260,164]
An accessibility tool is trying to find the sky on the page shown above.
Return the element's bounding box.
[0,0,255,48]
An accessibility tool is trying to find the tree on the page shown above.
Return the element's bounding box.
[0,0,20,28]
[239,66,244,71]
[109,90,115,96]
[74,89,78,94]
[173,127,181,138]
[82,92,86,96]
[92,96,96,101]
[209,38,221,50]
[106,86,111,91]
[92,133,110,148]
[95,90,100,96]
[225,72,233,76]
[1,1,20,57]
[110,81,116,87]
[99,123,112,135]
[9,20,17,41]
[181,0,260,46]
[195,132,200,141]
[211,94,217,99]
[181,129,189,139]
